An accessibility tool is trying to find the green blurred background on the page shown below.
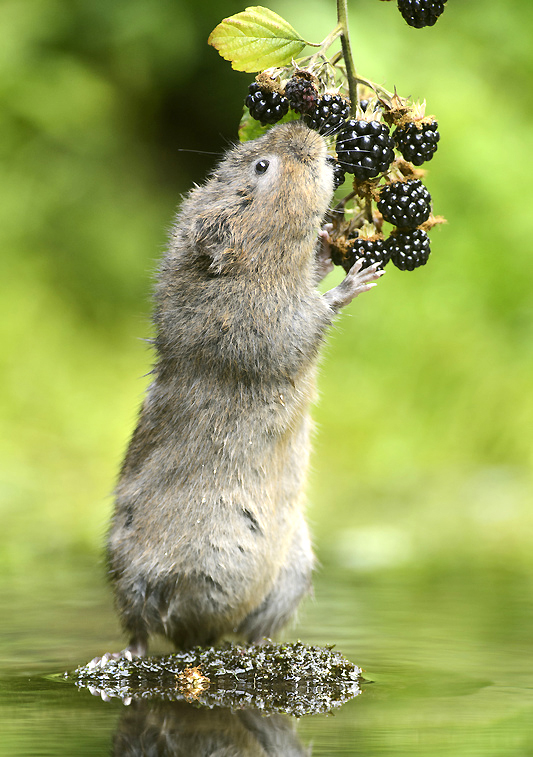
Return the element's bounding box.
[1,0,532,579]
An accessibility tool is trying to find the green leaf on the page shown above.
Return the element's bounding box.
[208,6,308,73]
[238,107,300,142]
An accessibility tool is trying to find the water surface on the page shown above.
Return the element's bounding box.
[2,559,533,755]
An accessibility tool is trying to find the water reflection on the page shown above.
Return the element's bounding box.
[113,700,307,756]
[4,564,533,756]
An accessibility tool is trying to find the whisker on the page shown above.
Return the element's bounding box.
[177,148,225,156]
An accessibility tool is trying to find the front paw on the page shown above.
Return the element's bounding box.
[322,259,385,312]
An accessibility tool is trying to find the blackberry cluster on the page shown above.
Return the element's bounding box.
[304,94,351,135]
[335,119,395,180]
[326,156,346,190]
[386,229,431,270]
[245,82,289,126]
[284,75,318,114]
[378,180,431,228]
[397,0,447,28]
[394,120,440,165]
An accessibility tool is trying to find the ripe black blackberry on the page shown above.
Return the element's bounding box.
[397,0,447,28]
[336,119,395,180]
[326,156,346,190]
[245,82,289,125]
[394,120,440,165]
[378,179,432,229]
[335,236,390,273]
[386,228,431,270]
[304,94,350,135]
[284,75,318,115]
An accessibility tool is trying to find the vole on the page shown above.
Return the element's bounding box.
[96,121,383,663]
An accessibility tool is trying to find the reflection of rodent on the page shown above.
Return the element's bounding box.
[114,701,306,757]
[105,121,383,657]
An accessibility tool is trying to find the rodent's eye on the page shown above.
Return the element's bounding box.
[254,159,270,175]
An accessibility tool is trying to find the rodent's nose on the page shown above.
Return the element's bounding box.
[287,140,318,165]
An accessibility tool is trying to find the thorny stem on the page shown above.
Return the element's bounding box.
[337,0,358,113]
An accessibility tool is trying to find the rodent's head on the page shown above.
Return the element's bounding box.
[222,121,334,237]
[186,121,334,276]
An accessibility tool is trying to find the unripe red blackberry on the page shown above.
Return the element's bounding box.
[336,119,395,180]
[394,120,440,165]
[397,0,447,28]
[304,93,351,135]
[284,74,319,115]
[335,236,390,273]
[245,82,289,125]
[326,156,346,190]
[378,179,432,229]
[386,228,431,270]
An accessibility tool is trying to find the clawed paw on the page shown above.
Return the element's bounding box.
[323,258,385,312]
[86,647,134,670]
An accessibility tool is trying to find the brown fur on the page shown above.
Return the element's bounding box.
[104,121,381,656]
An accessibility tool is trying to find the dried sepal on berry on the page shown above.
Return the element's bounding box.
[418,214,447,232]
[381,92,412,128]
[392,157,427,182]
[351,175,382,202]
[255,69,285,94]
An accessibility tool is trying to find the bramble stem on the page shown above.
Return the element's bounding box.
[337,0,358,113]
[305,23,342,71]
[320,24,343,56]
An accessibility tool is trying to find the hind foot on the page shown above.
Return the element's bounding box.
[87,637,147,670]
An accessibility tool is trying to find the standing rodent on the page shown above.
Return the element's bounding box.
[97,121,383,662]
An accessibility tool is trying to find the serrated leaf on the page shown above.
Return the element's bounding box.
[238,107,300,142]
[208,6,308,73]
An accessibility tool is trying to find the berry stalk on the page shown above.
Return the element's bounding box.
[307,23,343,69]
[336,0,358,114]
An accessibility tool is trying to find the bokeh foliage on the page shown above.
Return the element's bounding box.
[1,0,532,575]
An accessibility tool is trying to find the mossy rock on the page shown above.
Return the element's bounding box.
[71,641,362,717]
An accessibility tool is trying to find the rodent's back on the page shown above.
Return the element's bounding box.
[107,121,335,647]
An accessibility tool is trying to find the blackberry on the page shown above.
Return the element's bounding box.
[284,74,318,115]
[336,119,395,180]
[326,156,346,190]
[304,94,350,135]
[378,179,431,229]
[397,0,447,28]
[394,120,440,165]
[335,236,390,273]
[386,228,431,270]
[245,82,289,125]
